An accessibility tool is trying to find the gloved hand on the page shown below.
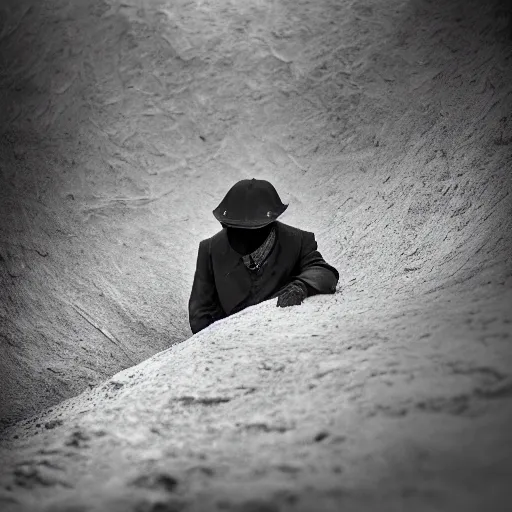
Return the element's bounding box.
[276,281,308,308]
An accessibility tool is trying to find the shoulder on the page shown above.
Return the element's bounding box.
[275,221,314,242]
[275,221,305,236]
[276,222,317,255]
[199,228,228,253]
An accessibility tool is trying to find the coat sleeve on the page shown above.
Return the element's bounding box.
[292,231,339,296]
[188,239,226,334]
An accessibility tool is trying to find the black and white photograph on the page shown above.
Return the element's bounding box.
[1,0,511,510]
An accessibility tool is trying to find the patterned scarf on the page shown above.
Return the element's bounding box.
[242,227,276,271]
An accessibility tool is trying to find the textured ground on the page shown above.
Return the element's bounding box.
[1,0,512,510]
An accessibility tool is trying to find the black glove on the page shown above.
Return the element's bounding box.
[276,281,308,308]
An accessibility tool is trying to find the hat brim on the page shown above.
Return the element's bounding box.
[213,204,288,229]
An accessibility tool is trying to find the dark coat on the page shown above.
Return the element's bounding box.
[188,221,339,334]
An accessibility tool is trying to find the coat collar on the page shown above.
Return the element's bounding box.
[211,223,282,271]
[210,231,250,314]
[210,227,243,274]
[209,222,287,314]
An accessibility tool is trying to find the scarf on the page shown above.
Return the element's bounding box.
[242,227,276,271]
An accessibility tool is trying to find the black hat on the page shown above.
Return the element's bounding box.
[213,178,288,229]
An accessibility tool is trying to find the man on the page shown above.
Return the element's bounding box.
[188,179,339,334]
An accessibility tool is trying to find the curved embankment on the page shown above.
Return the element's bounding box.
[1,0,512,510]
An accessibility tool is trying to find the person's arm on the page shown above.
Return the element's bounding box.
[188,239,226,334]
[274,231,339,307]
[294,231,339,296]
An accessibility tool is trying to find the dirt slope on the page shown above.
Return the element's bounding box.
[1,0,512,510]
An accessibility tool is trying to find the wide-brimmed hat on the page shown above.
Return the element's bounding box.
[213,178,288,229]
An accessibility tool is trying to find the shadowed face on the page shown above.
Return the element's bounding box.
[225,223,274,256]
